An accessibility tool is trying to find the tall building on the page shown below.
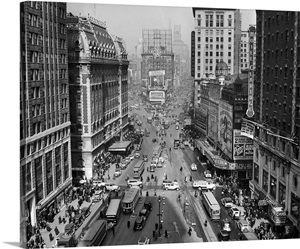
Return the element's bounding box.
[248,10,300,236]
[141,29,174,104]
[192,8,241,80]
[67,14,129,181]
[240,26,256,72]
[173,25,190,82]
[20,2,72,247]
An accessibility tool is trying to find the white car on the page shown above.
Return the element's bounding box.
[152,157,159,164]
[127,179,143,188]
[128,154,135,160]
[134,152,140,158]
[184,141,189,146]
[158,157,164,163]
[229,207,241,220]
[237,220,252,233]
[138,236,150,245]
[150,161,157,168]
[221,197,234,208]
[203,170,212,179]
[163,182,180,191]
[103,183,120,192]
[114,169,122,177]
[190,163,197,171]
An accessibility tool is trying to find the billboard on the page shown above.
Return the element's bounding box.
[218,101,233,159]
[149,91,165,102]
[241,119,255,139]
[207,101,218,143]
[149,70,165,90]
[233,129,254,160]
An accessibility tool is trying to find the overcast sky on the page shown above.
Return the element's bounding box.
[67,2,256,55]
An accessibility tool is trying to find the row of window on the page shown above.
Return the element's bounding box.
[197,14,233,28]
[202,36,232,43]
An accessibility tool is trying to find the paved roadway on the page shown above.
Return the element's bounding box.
[103,97,244,245]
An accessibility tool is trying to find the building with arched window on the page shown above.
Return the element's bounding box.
[67,13,129,182]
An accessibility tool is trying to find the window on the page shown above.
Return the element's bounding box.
[263,169,268,192]
[254,163,259,183]
[270,176,277,199]
[281,166,286,178]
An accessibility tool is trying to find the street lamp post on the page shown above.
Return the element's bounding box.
[157,195,162,237]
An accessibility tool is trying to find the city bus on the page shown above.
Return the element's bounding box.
[105,199,122,224]
[122,188,141,213]
[174,139,180,149]
[133,160,145,178]
[153,145,161,157]
[202,192,220,220]
[78,220,107,247]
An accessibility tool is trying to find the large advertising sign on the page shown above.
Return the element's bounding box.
[233,130,254,160]
[218,101,233,159]
[149,70,165,90]
[241,119,255,139]
[207,101,218,143]
[194,107,208,134]
[149,91,165,102]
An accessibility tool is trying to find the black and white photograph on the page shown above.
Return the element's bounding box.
[1,0,300,248]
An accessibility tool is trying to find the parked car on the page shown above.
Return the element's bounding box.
[229,207,241,220]
[127,179,143,188]
[128,154,135,161]
[138,236,150,245]
[190,163,197,171]
[221,197,234,208]
[114,169,121,177]
[134,216,146,231]
[120,161,128,169]
[163,182,180,191]
[134,152,140,158]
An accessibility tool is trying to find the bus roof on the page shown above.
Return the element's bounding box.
[82,220,107,243]
[133,160,144,169]
[203,191,219,206]
[106,199,121,217]
[122,188,139,204]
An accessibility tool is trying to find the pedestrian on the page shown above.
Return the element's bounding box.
[127,220,130,228]
[112,226,115,236]
[188,227,192,236]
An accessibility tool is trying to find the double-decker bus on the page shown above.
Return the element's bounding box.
[202,192,220,220]
[122,188,141,213]
[133,160,145,178]
[78,220,107,247]
[174,139,180,149]
[105,199,122,224]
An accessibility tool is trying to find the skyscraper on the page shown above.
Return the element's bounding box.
[20,2,72,247]
[248,10,300,236]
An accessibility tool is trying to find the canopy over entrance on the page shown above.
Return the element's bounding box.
[108,141,132,152]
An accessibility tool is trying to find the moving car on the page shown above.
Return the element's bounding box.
[237,220,252,233]
[128,154,135,160]
[120,161,128,169]
[229,207,241,220]
[157,161,163,168]
[190,163,197,171]
[127,179,143,188]
[221,197,234,208]
[134,152,140,158]
[114,169,121,177]
[203,170,212,179]
[219,230,230,241]
[103,183,120,192]
[138,236,150,245]
[134,216,146,231]
[163,182,180,191]
[180,143,185,149]
[139,207,150,220]
[158,157,164,163]
[143,155,148,162]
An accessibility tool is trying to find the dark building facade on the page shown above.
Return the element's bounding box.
[67,14,129,181]
[20,2,72,247]
[249,10,300,236]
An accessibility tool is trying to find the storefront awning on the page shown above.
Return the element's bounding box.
[108,141,132,152]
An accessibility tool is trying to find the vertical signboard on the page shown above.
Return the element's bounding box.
[233,130,254,160]
[218,100,233,159]
[246,26,256,118]
[207,100,218,143]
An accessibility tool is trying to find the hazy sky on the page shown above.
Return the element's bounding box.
[67,2,256,55]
